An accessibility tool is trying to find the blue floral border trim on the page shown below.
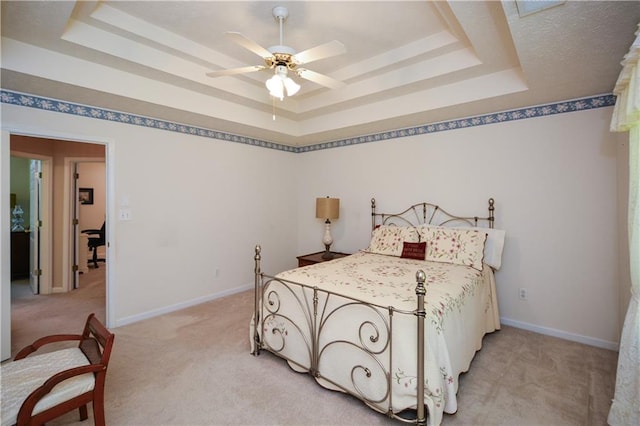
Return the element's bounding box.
[1,89,615,153]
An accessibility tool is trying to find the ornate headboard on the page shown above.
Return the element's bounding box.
[371,198,495,230]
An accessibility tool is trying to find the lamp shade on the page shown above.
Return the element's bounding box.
[316,197,339,220]
[266,64,300,100]
[266,75,285,99]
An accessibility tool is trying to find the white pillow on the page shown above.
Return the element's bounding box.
[478,227,506,270]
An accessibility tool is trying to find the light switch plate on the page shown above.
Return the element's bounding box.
[118,209,132,221]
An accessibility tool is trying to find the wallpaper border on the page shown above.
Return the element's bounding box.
[1,89,615,153]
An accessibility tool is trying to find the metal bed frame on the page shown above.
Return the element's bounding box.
[252,198,495,425]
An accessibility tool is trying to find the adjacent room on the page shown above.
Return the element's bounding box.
[1,1,638,425]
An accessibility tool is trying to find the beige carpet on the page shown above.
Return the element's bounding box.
[7,268,617,425]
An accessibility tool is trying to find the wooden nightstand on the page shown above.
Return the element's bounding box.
[297,251,350,267]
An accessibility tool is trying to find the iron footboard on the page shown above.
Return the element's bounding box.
[252,245,427,425]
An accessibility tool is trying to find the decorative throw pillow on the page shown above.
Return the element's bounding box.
[418,225,487,270]
[367,225,419,257]
[401,241,427,260]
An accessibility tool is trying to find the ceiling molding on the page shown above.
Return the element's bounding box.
[1,1,637,146]
[1,89,614,153]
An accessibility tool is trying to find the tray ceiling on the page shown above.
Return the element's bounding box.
[2,1,639,146]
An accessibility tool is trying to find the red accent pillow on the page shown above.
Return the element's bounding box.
[401,241,426,260]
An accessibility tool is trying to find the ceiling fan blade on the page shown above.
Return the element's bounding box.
[206,65,266,77]
[294,40,346,65]
[225,32,273,59]
[297,69,346,90]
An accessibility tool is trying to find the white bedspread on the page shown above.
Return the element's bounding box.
[257,251,500,425]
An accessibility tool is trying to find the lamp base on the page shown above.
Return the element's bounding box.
[321,245,334,260]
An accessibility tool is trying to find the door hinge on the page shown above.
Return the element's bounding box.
[34,269,42,276]
[74,172,79,179]
[72,264,79,272]
[73,218,79,225]
[38,220,43,227]
[38,171,42,179]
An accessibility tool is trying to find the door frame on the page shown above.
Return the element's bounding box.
[2,130,11,360]
[1,128,114,362]
[62,157,105,292]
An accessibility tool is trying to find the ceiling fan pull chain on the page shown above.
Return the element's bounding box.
[272,97,276,121]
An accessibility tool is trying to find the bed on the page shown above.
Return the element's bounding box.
[250,198,504,425]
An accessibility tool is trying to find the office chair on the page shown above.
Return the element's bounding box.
[82,222,105,268]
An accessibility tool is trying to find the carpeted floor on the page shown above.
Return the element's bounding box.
[7,268,617,425]
[9,267,106,356]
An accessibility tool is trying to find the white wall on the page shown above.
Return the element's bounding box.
[1,104,299,328]
[1,101,627,351]
[296,107,626,350]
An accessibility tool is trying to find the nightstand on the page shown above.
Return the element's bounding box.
[297,251,350,267]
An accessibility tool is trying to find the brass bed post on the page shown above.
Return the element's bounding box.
[371,198,377,231]
[253,245,262,356]
[488,198,495,229]
[311,287,319,376]
[415,270,427,426]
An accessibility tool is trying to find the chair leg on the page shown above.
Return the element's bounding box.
[92,247,99,269]
[93,399,106,426]
[79,404,88,421]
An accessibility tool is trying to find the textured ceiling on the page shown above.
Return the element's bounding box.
[2,1,639,146]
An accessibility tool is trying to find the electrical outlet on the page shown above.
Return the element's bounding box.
[519,288,528,301]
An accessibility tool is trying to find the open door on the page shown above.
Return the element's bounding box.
[29,160,41,294]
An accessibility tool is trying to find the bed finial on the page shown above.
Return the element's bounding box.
[488,198,495,229]
[415,270,426,291]
[254,245,261,274]
[371,198,377,231]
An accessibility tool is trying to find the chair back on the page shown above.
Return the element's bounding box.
[80,313,114,367]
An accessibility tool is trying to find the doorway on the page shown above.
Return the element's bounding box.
[3,134,109,360]
[68,160,107,289]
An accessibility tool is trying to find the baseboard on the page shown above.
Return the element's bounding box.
[500,317,619,351]
[114,283,254,328]
[112,295,620,351]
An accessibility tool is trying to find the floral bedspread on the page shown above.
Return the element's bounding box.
[279,251,486,328]
[260,251,500,426]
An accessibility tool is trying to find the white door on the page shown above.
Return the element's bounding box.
[29,160,41,294]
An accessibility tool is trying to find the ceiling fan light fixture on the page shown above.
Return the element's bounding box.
[266,75,284,100]
[283,77,300,97]
[266,64,299,100]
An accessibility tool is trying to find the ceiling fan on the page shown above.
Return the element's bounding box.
[206,6,346,99]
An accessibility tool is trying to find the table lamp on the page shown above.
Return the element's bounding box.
[316,197,340,259]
